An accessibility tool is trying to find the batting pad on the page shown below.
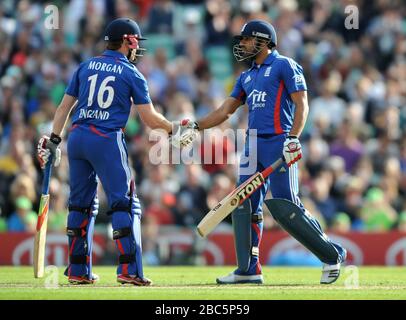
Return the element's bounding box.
[264,199,342,265]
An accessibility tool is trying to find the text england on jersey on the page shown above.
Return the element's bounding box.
[79,109,110,120]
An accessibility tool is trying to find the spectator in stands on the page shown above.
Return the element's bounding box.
[330,119,365,173]
[206,173,233,211]
[330,212,352,233]
[144,192,177,226]
[380,156,402,211]
[397,211,406,233]
[0,215,7,232]
[7,196,37,232]
[47,177,69,232]
[310,170,337,225]
[305,135,330,176]
[200,129,235,175]
[142,214,161,265]
[146,0,174,34]
[327,155,351,198]
[309,71,346,130]
[336,177,365,230]
[352,156,374,194]
[174,164,209,226]
[365,129,399,174]
[360,187,397,232]
[146,48,170,103]
[139,164,179,207]
[204,0,231,46]
[6,174,37,219]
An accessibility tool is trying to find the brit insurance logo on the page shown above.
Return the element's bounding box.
[293,74,305,85]
[247,89,267,110]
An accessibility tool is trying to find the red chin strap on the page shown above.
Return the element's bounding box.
[123,34,139,49]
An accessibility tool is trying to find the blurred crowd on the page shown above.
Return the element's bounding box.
[1,0,406,257]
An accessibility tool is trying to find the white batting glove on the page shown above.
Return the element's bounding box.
[37,134,62,168]
[170,119,200,148]
[283,135,302,167]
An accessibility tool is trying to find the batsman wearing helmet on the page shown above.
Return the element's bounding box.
[181,20,347,284]
[36,18,191,285]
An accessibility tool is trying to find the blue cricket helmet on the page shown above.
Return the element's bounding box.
[104,18,147,63]
[234,20,277,46]
[104,18,147,42]
[233,20,277,61]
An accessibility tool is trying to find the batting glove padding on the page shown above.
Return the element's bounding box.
[170,119,199,148]
[37,135,61,168]
[283,136,302,166]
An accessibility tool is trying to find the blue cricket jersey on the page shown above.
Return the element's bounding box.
[230,50,307,135]
[66,50,151,130]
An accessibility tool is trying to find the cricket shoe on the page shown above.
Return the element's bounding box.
[320,249,347,284]
[68,274,99,285]
[216,272,263,284]
[117,274,152,286]
[320,263,341,284]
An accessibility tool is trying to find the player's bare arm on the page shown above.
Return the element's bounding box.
[197,97,241,130]
[282,90,309,167]
[52,94,78,136]
[136,102,172,133]
[191,97,241,130]
[37,94,77,168]
[288,90,309,138]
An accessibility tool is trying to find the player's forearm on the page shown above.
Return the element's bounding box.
[52,94,77,137]
[289,91,309,137]
[198,109,228,130]
[198,98,240,130]
[52,107,72,136]
[149,112,172,133]
[136,103,172,133]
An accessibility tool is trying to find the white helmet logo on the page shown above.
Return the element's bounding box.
[252,31,269,39]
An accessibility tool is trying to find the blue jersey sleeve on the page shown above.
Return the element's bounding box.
[65,66,81,97]
[130,70,151,105]
[280,59,307,94]
[230,74,247,104]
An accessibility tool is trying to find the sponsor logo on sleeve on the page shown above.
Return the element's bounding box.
[293,74,305,85]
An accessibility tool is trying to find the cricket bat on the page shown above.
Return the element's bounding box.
[33,155,53,278]
[197,157,284,237]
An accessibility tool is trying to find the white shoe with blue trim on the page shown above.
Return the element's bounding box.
[320,263,341,284]
[216,272,264,284]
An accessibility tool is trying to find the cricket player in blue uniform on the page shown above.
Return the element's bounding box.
[182,20,347,284]
[37,18,191,285]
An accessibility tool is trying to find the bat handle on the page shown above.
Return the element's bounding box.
[42,155,53,195]
[261,157,284,179]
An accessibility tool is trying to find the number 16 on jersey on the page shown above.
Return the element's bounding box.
[87,74,115,108]
[33,155,53,278]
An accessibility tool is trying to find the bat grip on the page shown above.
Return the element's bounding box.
[41,154,53,195]
[261,157,284,179]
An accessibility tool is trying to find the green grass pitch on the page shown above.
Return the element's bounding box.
[0,266,405,300]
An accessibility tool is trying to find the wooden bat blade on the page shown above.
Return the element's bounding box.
[33,194,49,278]
[196,157,284,238]
[197,172,264,237]
[33,156,52,279]
[197,196,239,237]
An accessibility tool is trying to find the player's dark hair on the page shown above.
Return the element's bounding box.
[106,40,123,50]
